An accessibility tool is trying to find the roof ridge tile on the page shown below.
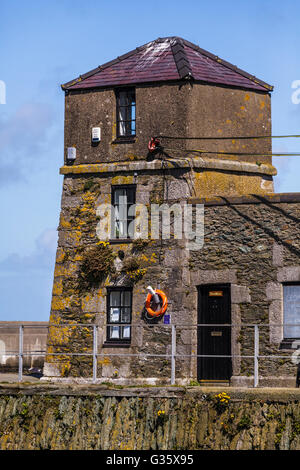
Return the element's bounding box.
[170,38,193,80]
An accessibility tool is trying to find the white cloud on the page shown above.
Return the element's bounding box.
[0,228,57,274]
[0,228,57,320]
[0,102,54,186]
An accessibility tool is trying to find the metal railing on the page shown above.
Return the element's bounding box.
[0,323,299,387]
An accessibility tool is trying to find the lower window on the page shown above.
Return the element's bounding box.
[106,288,132,344]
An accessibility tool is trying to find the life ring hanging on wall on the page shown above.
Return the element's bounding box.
[148,137,161,152]
[145,288,168,317]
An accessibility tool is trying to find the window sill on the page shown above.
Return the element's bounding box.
[102,342,131,348]
[112,137,136,144]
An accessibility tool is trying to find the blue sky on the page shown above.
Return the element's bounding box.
[0,0,299,321]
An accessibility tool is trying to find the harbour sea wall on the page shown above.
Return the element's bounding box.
[0,385,300,450]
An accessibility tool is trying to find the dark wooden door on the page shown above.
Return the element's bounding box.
[197,285,232,381]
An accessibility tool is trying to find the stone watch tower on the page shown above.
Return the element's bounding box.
[44,37,300,387]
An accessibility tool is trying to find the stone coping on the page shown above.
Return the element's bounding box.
[1,383,300,401]
[60,157,277,177]
[188,192,300,206]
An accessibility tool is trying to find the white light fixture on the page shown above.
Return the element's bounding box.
[67,147,76,160]
[92,127,101,142]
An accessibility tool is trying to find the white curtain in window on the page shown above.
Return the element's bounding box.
[110,326,120,339]
[115,192,128,238]
[118,91,127,136]
[122,326,131,338]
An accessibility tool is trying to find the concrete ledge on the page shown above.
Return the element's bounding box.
[189,192,300,206]
[60,157,277,177]
[1,383,300,402]
[231,375,298,389]
[40,377,176,386]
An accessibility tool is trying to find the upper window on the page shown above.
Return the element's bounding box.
[283,283,300,339]
[116,88,136,139]
[106,288,132,344]
[111,185,136,240]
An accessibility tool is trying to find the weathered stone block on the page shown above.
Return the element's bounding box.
[277,267,300,283]
[231,284,251,304]
[266,282,282,301]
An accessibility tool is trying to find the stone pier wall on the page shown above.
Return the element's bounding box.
[0,385,300,450]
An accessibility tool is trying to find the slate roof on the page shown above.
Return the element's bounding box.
[62,37,273,92]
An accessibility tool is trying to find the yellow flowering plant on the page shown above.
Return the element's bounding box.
[214,392,231,412]
[157,409,167,425]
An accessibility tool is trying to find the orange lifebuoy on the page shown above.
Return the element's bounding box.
[145,289,168,317]
[148,137,161,152]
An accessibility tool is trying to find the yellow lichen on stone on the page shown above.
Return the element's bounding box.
[193,169,273,197]
[51,296,71,311]
[80,206,93,213]
[98,357,111,365]
[55,249,66,264]
[84,313,94,319]
[111,175,134,185]
[52,278,63,296]
[59,215,71,228]
[54,262,78,277]
[66,230,82,247]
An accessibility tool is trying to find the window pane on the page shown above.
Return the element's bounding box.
[122,326,131,339]
[112,187,136,239]
[121,307,131,323]
[110,291,120,307]
[284,285,300,338]
[110,326,120,339]
[118,92,127,136]
[115,191,128,238]
[117,89,135,137]
[126,188,135,204]
[122,291,131,307]
[113,188,125,204]
[110,307,120,323]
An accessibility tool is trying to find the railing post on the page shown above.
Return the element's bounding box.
[254,324,259,387]
[93,324,98,383]
[18,325,23,382]
[171,324,176,385]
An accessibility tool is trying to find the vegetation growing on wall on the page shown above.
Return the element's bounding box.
[121,256,147,283]
[1,389,300,450]
[78,242,116,289]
